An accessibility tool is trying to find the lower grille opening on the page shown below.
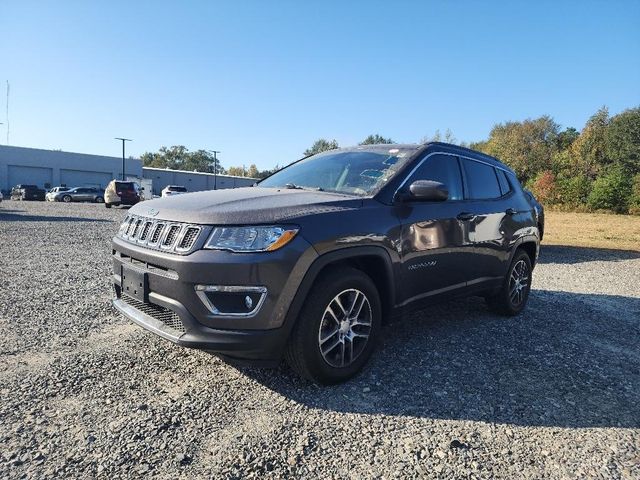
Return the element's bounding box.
[121,294,186,333]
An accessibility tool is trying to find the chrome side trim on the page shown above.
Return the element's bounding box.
[195,285,268,318]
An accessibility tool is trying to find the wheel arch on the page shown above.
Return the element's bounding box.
[282,246,396,334]
[512,238,538,268]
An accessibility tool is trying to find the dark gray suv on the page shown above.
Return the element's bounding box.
[112,143,543,383]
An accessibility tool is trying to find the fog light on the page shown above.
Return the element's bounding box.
[195,285,267,317]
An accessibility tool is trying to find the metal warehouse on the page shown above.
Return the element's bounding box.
[0,145,256,195]
[0,145,142,193]
[142,167,255,196]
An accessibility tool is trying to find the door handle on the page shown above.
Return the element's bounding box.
[505,208,517,215]
[457,212,475,221]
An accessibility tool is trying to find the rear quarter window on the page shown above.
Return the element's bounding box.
[496,169,512,196]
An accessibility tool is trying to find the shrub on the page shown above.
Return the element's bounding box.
[587,166,633,213]
[557,173,592,207]
[629,174,640,215]
[530,170,559,204]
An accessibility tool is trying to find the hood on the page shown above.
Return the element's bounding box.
[129,187,363,225]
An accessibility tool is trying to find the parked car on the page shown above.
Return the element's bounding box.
[111,142,543,384]
[10,184,46,201]
[0,191,3,203]
[54,187,104,203]
[46,186,71,202]
[105,180,141,208]
[161,185,188,197]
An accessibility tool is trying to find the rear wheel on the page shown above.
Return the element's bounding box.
[486,249,532,315]
[285,267,381,384]
[105,203,112,209]
[95,196,104,203]
[62,195,72,203]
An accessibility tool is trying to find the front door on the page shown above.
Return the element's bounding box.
[396,154,475,306]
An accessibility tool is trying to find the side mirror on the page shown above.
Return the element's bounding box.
[399,180,448,202]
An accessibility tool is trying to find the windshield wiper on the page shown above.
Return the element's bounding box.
[284,183,323,191]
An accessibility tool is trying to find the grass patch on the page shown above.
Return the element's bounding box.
[543,211,640,251]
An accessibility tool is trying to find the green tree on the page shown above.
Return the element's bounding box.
[226,166,245,177]
[569,106,609,178]
[629,174,640,215]
[303,138,339,156]
[141,146,225,174]
[605,107,640,174]
[587,165,633,213]
[481,116,560,183]
[557,172,592,207]
[556,127,580,150]
[246,164,260,178]
[359,134,394,145]
[422,128,457,144]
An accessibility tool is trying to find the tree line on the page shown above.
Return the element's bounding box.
[141,105,639,214]
[302,106,640,214]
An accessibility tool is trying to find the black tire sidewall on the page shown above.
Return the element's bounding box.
[295,268,382,384]
[63,195,71,203]
[503,250,532,315]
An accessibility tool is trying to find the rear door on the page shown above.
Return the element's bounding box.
[397,154,476,305]
[459,158,515,287]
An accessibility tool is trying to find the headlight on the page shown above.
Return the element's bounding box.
[204,226,299,252]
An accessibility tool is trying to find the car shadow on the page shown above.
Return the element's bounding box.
[239,289,640,429]
[539,244,639,264]
[0,210,112,223]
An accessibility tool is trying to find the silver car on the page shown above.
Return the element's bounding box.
[46,186,71,201]
[54,187,105,203]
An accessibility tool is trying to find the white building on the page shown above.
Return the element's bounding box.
[0,145,256,195]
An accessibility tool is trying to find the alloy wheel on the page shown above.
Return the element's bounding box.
[318,289,372,368]
[509,259,529,306]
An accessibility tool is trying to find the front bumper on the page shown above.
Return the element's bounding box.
[112,292,288,365]
[111,234,318,362]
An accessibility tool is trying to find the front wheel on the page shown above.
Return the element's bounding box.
[486,249,532,316]
[285,267,381,384]
[95,196,104,203]
[104,203,112,209]
[62,195,72,203]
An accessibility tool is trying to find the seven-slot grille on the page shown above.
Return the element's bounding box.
[118,215,202,253]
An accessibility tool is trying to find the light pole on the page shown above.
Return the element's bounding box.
[208,150,221,190]
[115,137,132,180]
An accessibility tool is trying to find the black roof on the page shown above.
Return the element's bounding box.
[332,142,514,175]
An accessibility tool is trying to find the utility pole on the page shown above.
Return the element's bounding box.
[115,138,132,180]
[208,150,221,189]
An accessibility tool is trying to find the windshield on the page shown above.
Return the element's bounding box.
[258,147,416,196]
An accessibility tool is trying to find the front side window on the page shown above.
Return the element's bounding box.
[408,154,463,200]
[258,147,417,196]
[462,159,502,199]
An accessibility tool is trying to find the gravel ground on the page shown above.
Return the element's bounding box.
[1,200,639,479]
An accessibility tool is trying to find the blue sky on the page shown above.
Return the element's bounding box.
[1,0,639,170]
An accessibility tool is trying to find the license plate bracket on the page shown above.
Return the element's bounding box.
[121,265,148,302]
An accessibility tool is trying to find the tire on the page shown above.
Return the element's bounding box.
[105,203,112,209]
[486,249,532,316]
[285,267,381,384]
[95,196,104,203]
[62,195,72,203]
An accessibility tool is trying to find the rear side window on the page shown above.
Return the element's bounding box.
[410,154,463,200]
[496,169,512,196]
[462,159,502,199]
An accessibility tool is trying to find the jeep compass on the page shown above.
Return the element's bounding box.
[112,143,542,384]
